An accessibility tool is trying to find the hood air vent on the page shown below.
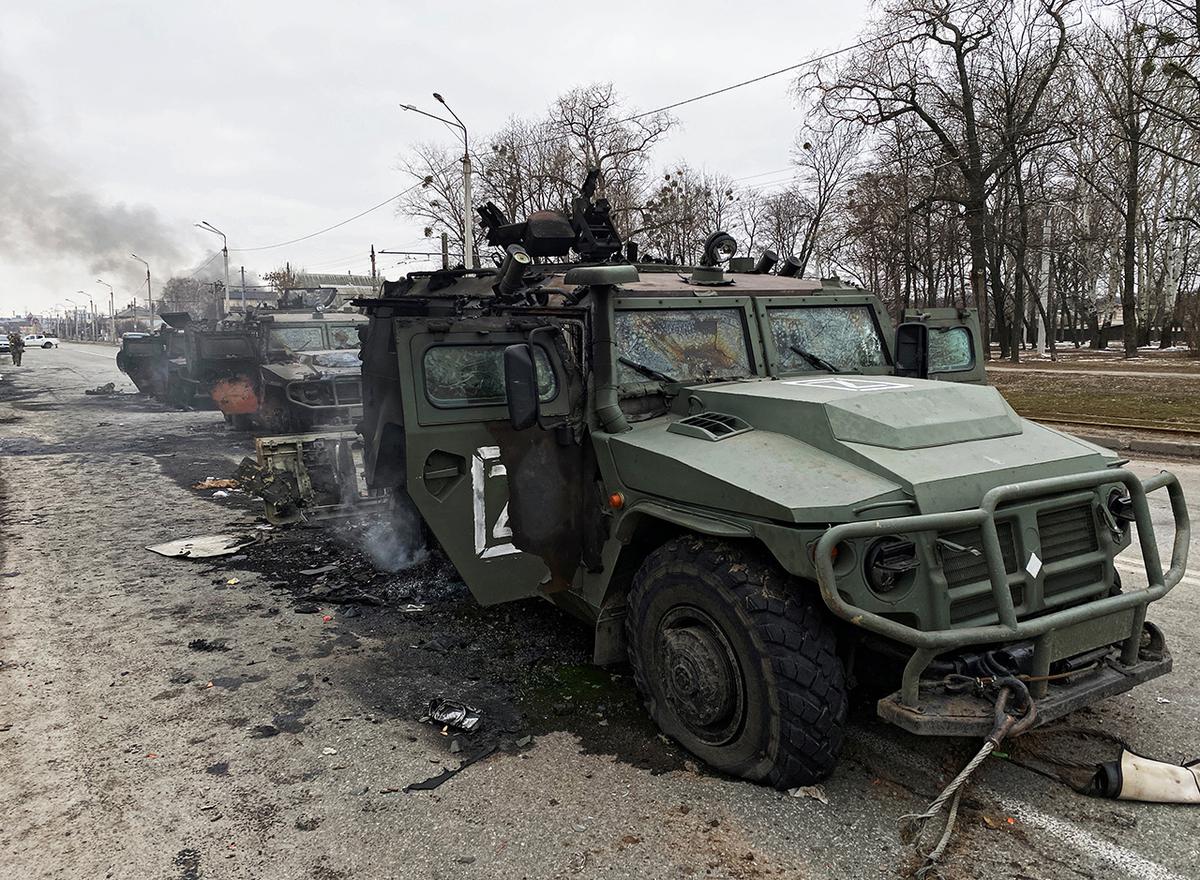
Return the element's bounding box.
[668,412,752,442]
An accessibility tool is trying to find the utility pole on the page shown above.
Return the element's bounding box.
[240,266,247,310]
[401,93,474,268]
[195,221,230,311]
[370,245,377,281]
[129,255,152,329]
[441,232,449,269]
[95,279,115,337]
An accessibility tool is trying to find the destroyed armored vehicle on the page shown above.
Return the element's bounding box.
[349,179,1189,789]
[190,306,367,432]
[115,314,192,400]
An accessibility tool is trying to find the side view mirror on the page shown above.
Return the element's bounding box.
[894,322,928,379]
[503,343,540,430]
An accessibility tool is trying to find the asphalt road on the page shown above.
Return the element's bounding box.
[2,343,1198,880]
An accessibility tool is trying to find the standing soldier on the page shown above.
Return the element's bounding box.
[9,332,24,366]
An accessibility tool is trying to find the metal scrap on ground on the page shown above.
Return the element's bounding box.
[146,534,253,558]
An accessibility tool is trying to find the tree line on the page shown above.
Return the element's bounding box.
[397,0,1200,360]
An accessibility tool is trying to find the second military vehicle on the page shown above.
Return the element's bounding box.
[192,306,367,432]
[349,182,1188,789]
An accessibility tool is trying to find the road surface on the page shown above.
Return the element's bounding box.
[2,343,1198,880]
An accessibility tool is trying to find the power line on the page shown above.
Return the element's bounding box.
[228,180,427,253]
[223,16,938,254]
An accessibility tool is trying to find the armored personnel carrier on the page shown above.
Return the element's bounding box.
[348,178,1189,788]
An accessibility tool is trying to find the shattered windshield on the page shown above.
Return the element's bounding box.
[305,351,361,369]
[328,324,361,349]
[268,326,325,353]
[615,308,752,385]
[769,306,886,373]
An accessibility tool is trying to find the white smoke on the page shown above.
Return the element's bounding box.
[361,499,428,573]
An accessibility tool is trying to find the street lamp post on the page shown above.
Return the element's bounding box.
[401,93,474,268]
[129,256,152,330]
[96,279,115,340]
[195,222,232,310]
[66,297,79,340]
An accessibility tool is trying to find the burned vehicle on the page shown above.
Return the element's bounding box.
[193,309,367,432]
[115,313,193,400]
[349,182,1189,789]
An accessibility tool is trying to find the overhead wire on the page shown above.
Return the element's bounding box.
[224,11,958,255]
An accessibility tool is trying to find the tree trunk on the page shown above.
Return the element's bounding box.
[1122,133,1141,357]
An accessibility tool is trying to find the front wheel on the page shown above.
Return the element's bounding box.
[43,342,53,349]
[626,536,847,789]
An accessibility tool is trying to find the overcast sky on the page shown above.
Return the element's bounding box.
[0,0,871,316]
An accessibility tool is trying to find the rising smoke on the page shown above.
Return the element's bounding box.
[0,68,184,296]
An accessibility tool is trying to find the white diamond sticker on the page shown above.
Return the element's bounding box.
[1025,552,1043,578]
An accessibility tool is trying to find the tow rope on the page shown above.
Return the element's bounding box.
[899,677,1038,879]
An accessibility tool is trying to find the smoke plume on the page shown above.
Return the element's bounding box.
[0,68,184,294]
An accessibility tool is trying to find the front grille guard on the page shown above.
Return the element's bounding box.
[284,377,363,413]
[814,468,1189,707]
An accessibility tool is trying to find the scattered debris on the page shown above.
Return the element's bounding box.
[516,735,533,748]
[426,698,483,733]
[301,565,338,576]
[788,785,829,805]
[399,604,427,613]
[84,382,117,395]
[404,745,496,793]
[212,490,230,499]
[1156,696,1172,704]
[146,534,252,559]
[192,478,239,490]
[321,747,338,756]
[226,578,240,586]
[188,639,230,653]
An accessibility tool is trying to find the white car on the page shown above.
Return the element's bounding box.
[23,334,59,348]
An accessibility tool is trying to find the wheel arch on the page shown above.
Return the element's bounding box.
[592,506,774,665]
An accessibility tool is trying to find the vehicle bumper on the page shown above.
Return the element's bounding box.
[813,468,1189,718]
[877,621,1172,736]
[284,377,363,423]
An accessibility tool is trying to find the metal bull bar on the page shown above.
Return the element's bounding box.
[284,376,363,413]
[814,468,1190,708]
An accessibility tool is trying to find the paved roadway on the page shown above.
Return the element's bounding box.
[2,343,1198,880]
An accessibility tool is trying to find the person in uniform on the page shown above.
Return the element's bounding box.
[9,333,24,366]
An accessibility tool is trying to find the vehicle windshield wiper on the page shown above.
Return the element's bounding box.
[789,344,840,373]
[619,357,677,384]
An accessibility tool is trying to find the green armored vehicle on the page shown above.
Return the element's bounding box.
[190,306,367,432]
[354,186,1189,788]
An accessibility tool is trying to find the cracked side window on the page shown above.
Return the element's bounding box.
[928,327,974,373]
[423,345,555,408]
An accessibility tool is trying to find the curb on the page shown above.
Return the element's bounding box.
[1070,431,1200,461]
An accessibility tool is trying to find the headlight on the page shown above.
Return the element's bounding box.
[1107,489,1134,526]
[864,537,919,594]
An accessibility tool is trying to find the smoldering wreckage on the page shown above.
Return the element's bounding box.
[114,177,1197,873]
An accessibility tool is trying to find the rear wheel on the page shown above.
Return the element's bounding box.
[42,342,53,348]
[626,536,847,789]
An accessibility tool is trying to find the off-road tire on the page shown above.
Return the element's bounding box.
[626,536,847,789]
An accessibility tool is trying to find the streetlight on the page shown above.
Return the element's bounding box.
[401,92,475,268]
[194,222,232,310]
[66,296,80,340]
[96,279,115,341]
[128,255,153,331]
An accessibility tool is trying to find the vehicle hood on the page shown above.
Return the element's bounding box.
[607,376,1115,523]
[263,350,361,381]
